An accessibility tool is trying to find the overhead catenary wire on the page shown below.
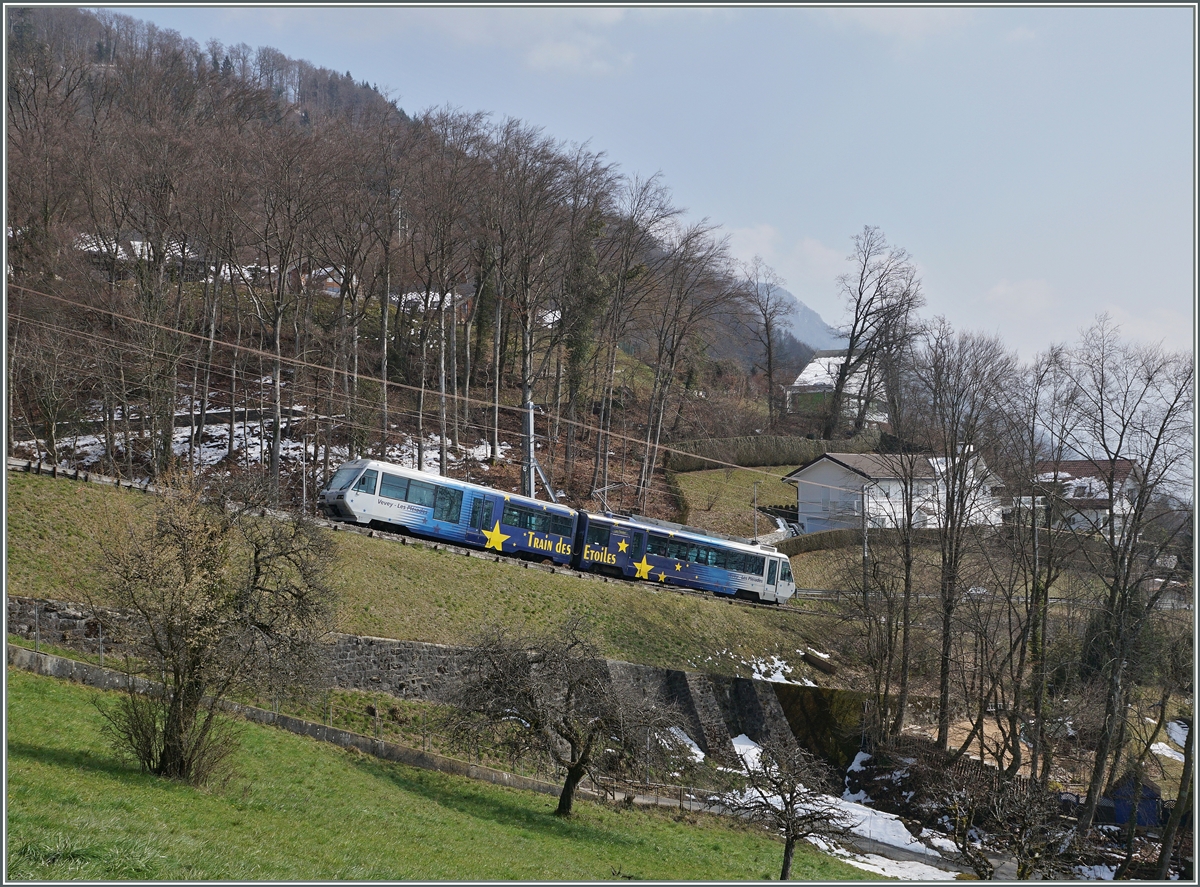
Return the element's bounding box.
[9,309,867,506]
[12,284,867,503]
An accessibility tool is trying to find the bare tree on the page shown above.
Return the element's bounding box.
[738,257,791,427]
[5,9,90,284]
[909,320,1016,750]
[8,321,88,462]
[554,142,616,482]
[823,226,923,440]
[986,776,1073,879]
[634,220,734,509]
[1058,317,1194,834]
[717,733,856,880]
[590,172,679,496]
[94,472,338,784]
[450,617,685,817]
[234,123,330,496]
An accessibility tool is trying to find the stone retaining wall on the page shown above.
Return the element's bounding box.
[7,596,137,659]
[7,595,802,757]
[328,634,467,703]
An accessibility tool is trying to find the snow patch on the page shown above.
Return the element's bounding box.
[730,733,762,771]
[1167,719,1189,748]
[1152,742,1185,763]
[668,727,705,763]
[836,852,956,881]
[847,751,872,772]
[1076,864,1116,880]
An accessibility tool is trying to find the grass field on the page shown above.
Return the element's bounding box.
[5,471,850,680]
[672,465,799,540]
[5,668,880,881]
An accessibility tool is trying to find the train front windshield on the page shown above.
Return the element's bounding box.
[324,465,362,492]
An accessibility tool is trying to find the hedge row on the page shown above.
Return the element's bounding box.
[775,527,947,557]
[664,432,878,473]
[774,529,861,556]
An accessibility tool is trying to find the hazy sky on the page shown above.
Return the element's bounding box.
[112,5,1195,359]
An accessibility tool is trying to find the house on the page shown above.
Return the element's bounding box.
[1034,458,1140,537]
[1108,773,1163,827]
[782,349,888,428]
[782,452,1003,535]
[74,232,207,281]
[286,262,355,297]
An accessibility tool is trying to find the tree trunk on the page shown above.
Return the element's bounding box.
[780,835,796,880]
[490,276,502,465]
[555,760,588,817]
[439,295,449,476]
[890,547,914,736]
[270,313,283,499]
[936,594,954,749]
[1155,721,1193,879]
[1076,658,1125,834]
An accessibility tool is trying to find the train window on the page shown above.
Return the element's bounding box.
[780,561,793,583]
[550,514,573,536]
[648,535,669,557]
[631,533,645,558]
[407,480,436,508]
[586,524,611,547]
[502,505,523,528]
[433,487,463,523]
[352,469,378,494]
[714,549,727,569]
[380,473,408,501]
[702,548,718,566]
[767,561,778,585]
[746,554,765,576]
[469,498,494,529]
[325,465,361,491]
[528,512,549,533]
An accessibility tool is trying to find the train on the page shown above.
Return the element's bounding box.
[317,458,796,604]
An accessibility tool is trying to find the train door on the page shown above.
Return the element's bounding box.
[627,530,647,579]
[764,557,779,602]
[466,494,498,546]
[580,518,612,572]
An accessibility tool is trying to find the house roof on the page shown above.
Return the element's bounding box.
[1035,458,1140,496]
[783,452,938,483]
[789,350,856,391]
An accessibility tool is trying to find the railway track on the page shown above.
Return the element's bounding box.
[7,457,811,617]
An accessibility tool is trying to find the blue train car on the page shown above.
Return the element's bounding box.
[574,512,649,577]
[317,459,578,566]
[576,512,796,604]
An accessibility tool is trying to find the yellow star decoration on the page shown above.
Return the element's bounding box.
[633,555,652,580]
[616,538,629,553]
[674,563,682,571]
[657,572,667,582]
[482,520,510,552]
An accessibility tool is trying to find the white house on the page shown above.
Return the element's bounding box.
[783,349,888,428]
[782,452,1003,535]
[1033,458,1141,537]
